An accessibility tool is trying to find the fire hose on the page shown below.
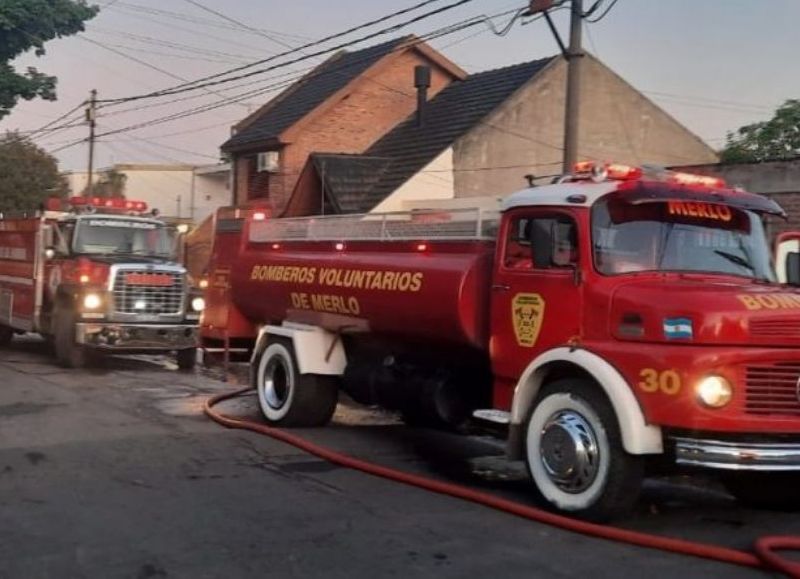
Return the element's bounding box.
[204,386,800,578]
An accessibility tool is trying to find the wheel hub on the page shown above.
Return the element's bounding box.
[263,358,290,410]
[539,410,600,493]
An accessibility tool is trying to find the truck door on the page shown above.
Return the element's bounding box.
[489,208,583,408]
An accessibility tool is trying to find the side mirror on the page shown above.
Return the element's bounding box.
[787,252,800,286]
[775,232,800,284]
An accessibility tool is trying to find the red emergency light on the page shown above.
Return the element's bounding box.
[68,197,148,212]
[573,161,642,181]
[668,172,726,189]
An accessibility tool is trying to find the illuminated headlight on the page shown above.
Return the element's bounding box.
[83,293,102,310]
[696,375,733,408]
[191,297,205,312]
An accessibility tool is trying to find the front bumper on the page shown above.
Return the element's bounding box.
[76,322,197,351]
[674,437,800,471]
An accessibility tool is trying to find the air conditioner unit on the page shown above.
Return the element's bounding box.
[256,151,280,173]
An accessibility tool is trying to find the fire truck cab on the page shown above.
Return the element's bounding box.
[0,197,204,368]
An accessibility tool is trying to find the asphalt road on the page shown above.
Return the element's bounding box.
[0,337,797,579]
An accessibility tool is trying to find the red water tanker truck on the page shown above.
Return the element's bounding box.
[201,162,800,519]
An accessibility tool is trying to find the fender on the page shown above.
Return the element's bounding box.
[251,322,347,376]
[508,347,663,458]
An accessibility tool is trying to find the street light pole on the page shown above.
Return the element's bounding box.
[562,0,584,172]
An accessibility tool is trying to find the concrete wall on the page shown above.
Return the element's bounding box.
[453,56,719,199]
[371,148,455,212]
[232,48,458,213]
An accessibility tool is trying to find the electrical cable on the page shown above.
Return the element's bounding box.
[586,0,620,23]
[97,0,473,104]
[204,386,800,578]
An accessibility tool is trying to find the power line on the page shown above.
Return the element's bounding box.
[77,35,254,110]
[110,1,312,43]
[181,0,296,52]
[98,0,469,104]
[586,0,619,23]
[88,26,257,62]
[90,16,492,139]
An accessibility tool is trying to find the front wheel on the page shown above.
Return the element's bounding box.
[176,348,197,371]
[254,338,338,427]
[53,309,89,369]
[525,379,644,521]
[0,325,13,346]
[723,473,800,510]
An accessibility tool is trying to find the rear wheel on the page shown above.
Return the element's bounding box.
[176,348,197,371]
[53,309,89,368]
[723,473,800,510]
[254,338,338,427]
[525,379,644,521]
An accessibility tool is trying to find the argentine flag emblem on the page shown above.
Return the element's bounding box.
[663,317,693,340]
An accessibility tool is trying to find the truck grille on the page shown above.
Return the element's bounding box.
[744,363,800,416]
[112,270,184,315]
[749,319,800,339]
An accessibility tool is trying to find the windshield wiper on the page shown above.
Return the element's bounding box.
[714,249,754,271]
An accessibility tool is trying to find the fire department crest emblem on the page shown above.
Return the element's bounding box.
[512,293,545,347]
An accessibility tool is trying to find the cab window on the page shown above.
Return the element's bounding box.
[503,214,578,270]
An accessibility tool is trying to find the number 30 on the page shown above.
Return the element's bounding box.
[638,368,681,395]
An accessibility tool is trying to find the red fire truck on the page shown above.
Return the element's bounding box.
[201,163,800,519]
[0,197,204,369]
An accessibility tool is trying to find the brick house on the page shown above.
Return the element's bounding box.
[284,54,719,216]
[220,35,465,214]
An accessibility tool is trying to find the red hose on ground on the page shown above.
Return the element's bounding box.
[204,386,799,577]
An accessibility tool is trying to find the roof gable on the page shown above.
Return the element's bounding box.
[336,56,556,212]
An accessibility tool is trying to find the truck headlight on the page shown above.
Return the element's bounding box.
[191,297,205,312]
[696,375,733,408]
[83,293,102,310]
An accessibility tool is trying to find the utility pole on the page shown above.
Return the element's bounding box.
[85,89,97,197]
[527,0,585,173]
[562,0,583,172]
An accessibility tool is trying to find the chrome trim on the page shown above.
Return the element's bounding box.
[674,437,800,471]
[107,263,187,321]
[76,322,197,350]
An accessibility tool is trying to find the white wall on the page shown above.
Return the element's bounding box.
[121,167,194,219]
[371,148,455,213]
[191,169,230,223]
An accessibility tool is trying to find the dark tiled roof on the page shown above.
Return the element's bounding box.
[222,37,410,152]
[333,57,556,213]
[312,153,393,214]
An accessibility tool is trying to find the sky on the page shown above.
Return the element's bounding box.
[2,0,798,173]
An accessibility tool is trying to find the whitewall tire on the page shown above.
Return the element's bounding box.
[254,338,338,427]
[525,379,643,521]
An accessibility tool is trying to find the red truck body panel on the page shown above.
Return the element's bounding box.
[229,239,495,350]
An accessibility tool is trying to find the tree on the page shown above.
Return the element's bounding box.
[87,168,127,198]
[721,99,800,163]
[0,131,67,212]
[0,0,98,120]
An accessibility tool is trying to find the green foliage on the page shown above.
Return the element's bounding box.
[721,99,800,163]
[87,168,127,198]
[0,0,98,119]
[0,131,68,212]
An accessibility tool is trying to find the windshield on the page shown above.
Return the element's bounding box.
[592,197,775,281]
[73,218,173,258]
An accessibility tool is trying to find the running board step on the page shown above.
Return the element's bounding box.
[472,409,510,425]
